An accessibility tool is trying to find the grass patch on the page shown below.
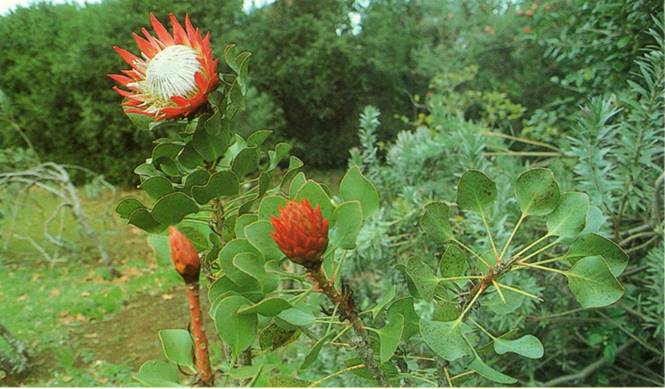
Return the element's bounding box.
[0,169,345,385]
[0,186,180,385]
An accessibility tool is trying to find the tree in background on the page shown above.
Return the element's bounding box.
[0,0,662,183]
[244,0,363,167]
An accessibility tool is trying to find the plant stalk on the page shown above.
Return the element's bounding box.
[186,282,214,386]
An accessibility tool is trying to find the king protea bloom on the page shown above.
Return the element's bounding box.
[169,226,201,283]
[109,13,219,120]
[271,199,329,270]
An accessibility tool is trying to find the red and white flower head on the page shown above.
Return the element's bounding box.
[271,199,329,270]
[109,13,219,121]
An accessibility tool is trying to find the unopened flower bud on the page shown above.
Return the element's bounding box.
[271,199,329,270]
[169,226,200,283]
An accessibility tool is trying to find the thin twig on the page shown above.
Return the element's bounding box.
[308,364,365,387]
[542,340,635,386]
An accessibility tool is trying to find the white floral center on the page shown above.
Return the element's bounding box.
[145,45,200,100]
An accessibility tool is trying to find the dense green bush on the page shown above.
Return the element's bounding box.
[11,0,661,182]
[0,0,265,184]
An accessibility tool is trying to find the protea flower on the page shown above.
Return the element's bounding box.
[271,199,329,270]
[169,226,201,283]
[109,13,219,120]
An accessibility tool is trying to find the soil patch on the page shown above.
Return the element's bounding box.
[73,286,217,369]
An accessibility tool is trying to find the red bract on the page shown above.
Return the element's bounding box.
[271,199,329,269]
[169,226,200,283]
[109,13,219,121]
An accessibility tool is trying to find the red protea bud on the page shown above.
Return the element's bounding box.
[271,199,329,270]
[169,226,200,283]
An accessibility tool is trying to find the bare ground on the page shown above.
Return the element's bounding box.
[6,286,218,386]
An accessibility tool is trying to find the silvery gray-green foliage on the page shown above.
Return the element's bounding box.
[348,105,381,185]
[527,20,663,386]
[566,98,622,214]
[642,243,664,338]
[565,20,664,239]
[558,24,664,380]
[345,56,661,384]
[349,96,526,271]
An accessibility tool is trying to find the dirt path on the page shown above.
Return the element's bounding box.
[4,286,219,386]
[73,285,218,370]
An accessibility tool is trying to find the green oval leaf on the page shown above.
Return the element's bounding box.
[136,360,181,387]
[567,233,628,277]
[218,239,263,295]
[439,245,469,278]
[134,162,163,179]
[481,287,525,315]
[151,192,199,225]
[128,208,165,233]
[494,335,544,359]
[213,295,257,358]
[295,180,334,219]
[147,234,170,266]
[208,275,262,308]
[247,129,273,147]
[234,214,257,239]
[379,314,404,363]
[191,170,239,204]
[244,220,284,261]
[277,308,316,327]
[387,297,419,341]
[152,142,183,160]
[232,146,259,177]
[457,170,497,213]
[234,252,278,294]
[116,198,145,219]
[269,142,292,170]
[566,255,624,308]
[140,176,174,200]
[339,166,379,218]
[258,195,288,220]
[329,201,363,249]
[546,192,589,238]
[372,284,396,320]
[237,297,292,316]
[257,171,273,196]
[433,299,460,322]
[192,124,216,161]
[183,169,210,195]
[259,323,299,351]
[469,355,517,384]
[420,319,472,361]
[177,145,204,170]
[158,329,194,369]
[289,172,307,198]
[400,257,439,301]
[300,332,334,370]
[515,168,560,216]
[582,206,605,234]
[420,201,453,243]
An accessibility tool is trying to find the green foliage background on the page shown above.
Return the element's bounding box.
[0,0,663,386]
[3,0,658,184]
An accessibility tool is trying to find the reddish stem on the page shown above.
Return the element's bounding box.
[187,282,213,386]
